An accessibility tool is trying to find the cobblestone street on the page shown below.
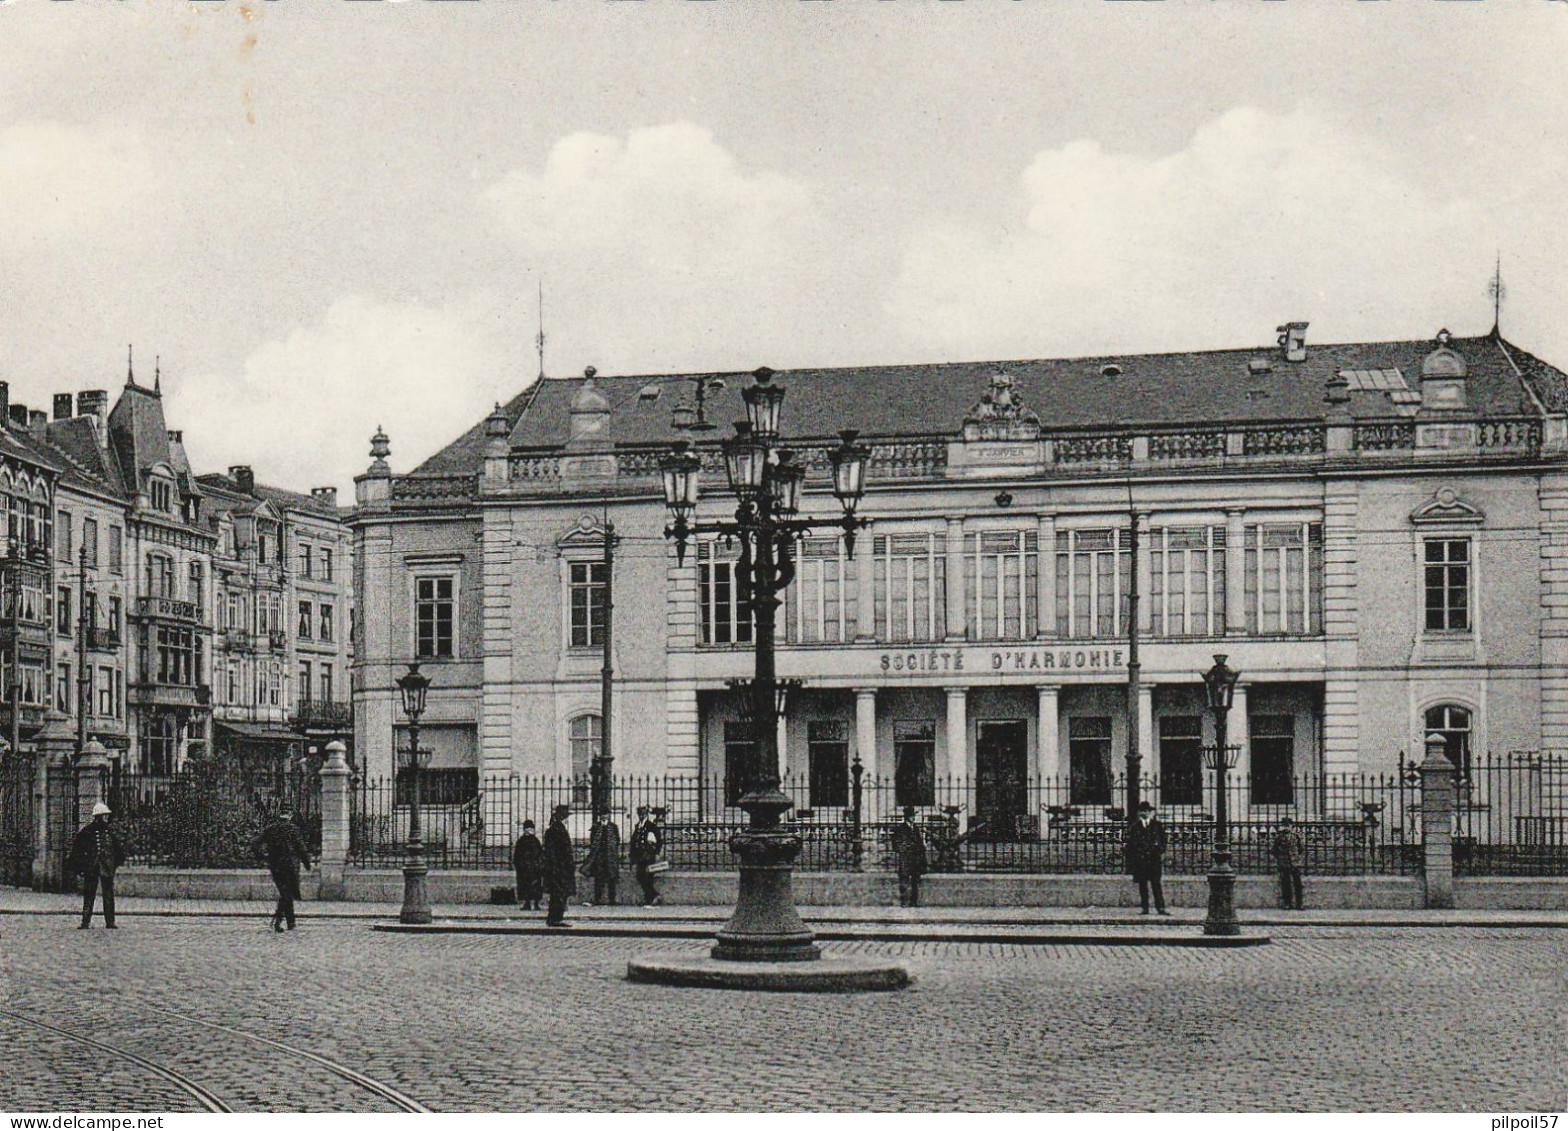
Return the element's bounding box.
[1,915,1562,1112]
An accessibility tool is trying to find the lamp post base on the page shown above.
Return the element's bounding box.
[711,828,820,962]
[1203,855,1240,937]
[400,850,432,926]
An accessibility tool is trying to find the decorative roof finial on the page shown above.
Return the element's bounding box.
[154,355,161,395]
[370,425,391,463]
[1488,252,1505,336]
[536,277,546,382]
[127,344,134,386]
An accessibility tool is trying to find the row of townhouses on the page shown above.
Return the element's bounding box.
[350,318,1568,830]
[0,367,355,774]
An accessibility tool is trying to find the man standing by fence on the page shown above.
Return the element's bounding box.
[543,804,576,927]
[583,813,621,906]
[69,802,125,930]
[1271,815,1306,910]
[255,807,313,932]
[890,807,929,908]
[1127,801,1170,916]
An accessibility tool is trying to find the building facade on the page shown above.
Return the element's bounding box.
[352,324,1568,828]
[0,367,355,776]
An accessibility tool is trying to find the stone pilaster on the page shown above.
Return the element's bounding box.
[1035,685,1059,782]
[944,687,967,780]
[1036,512,1056,638]
[665,536,700,778]
[1538,474,1568,765]
[944,517,965,640]
[1225,508,1247,634]
[74,738,110,834]
[479,509,515,778]
[1321,483,1361,774]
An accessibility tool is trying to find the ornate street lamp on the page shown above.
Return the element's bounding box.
[659,368,870,964]
[1201,653,1242,937]
[396,662,433,925]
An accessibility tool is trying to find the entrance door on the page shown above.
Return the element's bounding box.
[975,720,1029,840]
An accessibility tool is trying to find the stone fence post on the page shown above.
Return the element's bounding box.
[75,738,111,831]
[1419,733,1456,910]
[32,712,76,891]
[317,740,351,899]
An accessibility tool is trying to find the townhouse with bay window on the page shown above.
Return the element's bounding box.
[351,320,1568,831]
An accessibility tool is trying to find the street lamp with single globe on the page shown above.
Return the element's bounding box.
[658,367,870,963]
[1201,653,1242,936]
[396,662,433,925]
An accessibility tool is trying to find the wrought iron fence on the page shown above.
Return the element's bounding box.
[347,769,1420,876]
[107,762,320,868]
[0,755,35,886]
[1453,752,1568,876]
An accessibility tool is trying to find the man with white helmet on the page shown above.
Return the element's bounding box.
[68,802,126,929]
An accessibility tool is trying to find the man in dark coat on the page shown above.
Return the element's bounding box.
[629,806,664,907]
[583,815,621,906]
[255,807,313,932]
[542,804,576,926]
[889,806,928,908]
[69,802,126,929]
[1126,800,1170,915]
[512,819,544,910]
[1270,815,1306,910]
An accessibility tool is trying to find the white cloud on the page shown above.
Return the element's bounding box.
[171,293,510,492]
[0,119,157,243]
[480,123,832,375]
[888,107,1496,359]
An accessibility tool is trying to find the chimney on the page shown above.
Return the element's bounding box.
[229,465,255,495]
[311,486,338,509]
[0,383,9,426]
[1276,321,1309,363]
[52,394,72,421]
[167,430,183,444]
[28,410,47,434]
[8,404,28,428]
[76,390,108,423]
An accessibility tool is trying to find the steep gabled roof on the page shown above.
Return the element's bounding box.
[40,417,126,499]
[106,382,172,490]
[410,331,1562,478]
[195,473,341,522]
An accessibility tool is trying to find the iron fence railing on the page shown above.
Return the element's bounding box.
[1452,752,1568,876]
[107,763,320,868]
[346,769,1421,876]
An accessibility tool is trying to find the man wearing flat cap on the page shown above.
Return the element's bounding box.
[69,802,126,930]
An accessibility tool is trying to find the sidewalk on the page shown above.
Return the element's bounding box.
[4,887,1566,933]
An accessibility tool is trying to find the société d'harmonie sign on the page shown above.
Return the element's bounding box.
[879,647,1128,674]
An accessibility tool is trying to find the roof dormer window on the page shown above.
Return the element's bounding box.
[150,479,173,513]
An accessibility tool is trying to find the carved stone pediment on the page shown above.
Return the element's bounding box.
[557,513,611,549]
[963,370,1041,441]
[1410,487,1483,526]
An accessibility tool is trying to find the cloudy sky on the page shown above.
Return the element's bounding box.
[2,1,1565,492]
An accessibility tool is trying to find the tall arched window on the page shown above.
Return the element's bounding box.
[1424,704,1472,780]
[569,714,601,804]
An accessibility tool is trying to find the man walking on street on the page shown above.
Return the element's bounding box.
[69,802,125,930]
[543,804,576,927]
[890,806,928,908]
[1271,815,1306,910]
[1127,800,1170,916]
[255,807,313,932]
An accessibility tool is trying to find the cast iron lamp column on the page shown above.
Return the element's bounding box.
[1202,653,1241,937]
[397,662,433,925]
[660,368,870,963]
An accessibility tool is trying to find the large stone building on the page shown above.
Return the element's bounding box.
[351,323,1568,826]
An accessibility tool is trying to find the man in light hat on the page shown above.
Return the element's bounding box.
[1126,800,1170,916]
[68,802,125,929]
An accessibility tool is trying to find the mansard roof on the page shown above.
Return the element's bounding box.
[412,330,1564,477]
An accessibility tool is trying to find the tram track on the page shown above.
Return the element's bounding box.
[0,1008,232,1113]
[1,1004,430,1113]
